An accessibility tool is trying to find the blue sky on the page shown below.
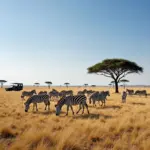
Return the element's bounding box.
[0,0,150,85]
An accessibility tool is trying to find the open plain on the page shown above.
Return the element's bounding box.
[0,87,150,150]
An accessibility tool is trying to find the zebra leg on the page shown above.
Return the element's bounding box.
[76,104,82,114]
[65,105,69,116]
[45,103,47,110]
[70,105,74,115]
[82,104,85,114]
[32,103,34,111]
[36,103,38,111]
[101,100,103,106]
[85,103,90,114]
[104,99,106,107]
[48,102,50,111]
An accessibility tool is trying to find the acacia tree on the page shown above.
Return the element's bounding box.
[64,82,70,88]
[45,81,52,89]
[34,82,40,87]
[110,81,115,88]
[0,80,7,88]
[84,84,88,87]
[119,79,129,89]
[108,83,112,88]
[87,58,143,93]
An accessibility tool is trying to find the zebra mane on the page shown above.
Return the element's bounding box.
[56,96,66,107]
[25,96,34,105]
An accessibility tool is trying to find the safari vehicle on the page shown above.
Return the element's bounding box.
[5,83,23,91]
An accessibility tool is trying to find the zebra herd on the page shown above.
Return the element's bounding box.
[21,89,110,116]
[126,89,147,97]
[21,88,147,116]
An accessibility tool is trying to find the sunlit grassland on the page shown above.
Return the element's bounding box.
[0,86,150,150]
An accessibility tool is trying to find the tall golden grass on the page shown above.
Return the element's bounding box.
[0,86,150,150]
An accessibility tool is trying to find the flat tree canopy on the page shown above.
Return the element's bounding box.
[87,58,143,93]
[34,82,40,85]
[64,83,70,85]
[119,79,129,89]
[64,83,70,88]
[45,81,52,89]
[34,83,40,87]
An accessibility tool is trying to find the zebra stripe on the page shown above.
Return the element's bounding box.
[89,91,110,107]
[126,89,134,95]
[49,90,60,99]
[59,90,73,97]
[38,91,47,95]
[55,95,89,116]
[135,90,147,97]
[21,90,36,100]
[24,94,50,112]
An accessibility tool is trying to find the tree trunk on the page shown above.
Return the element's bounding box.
[114,80,119,93]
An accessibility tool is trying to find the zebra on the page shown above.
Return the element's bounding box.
[77,89,88,95]
[134,90,147,97]
[86,90,95,97]
[59,90,73,97]
[77,90,86,95]
[21,90,36,100]
[49,90,60,100]
[126,89,134,95]
[24,94,50,112]
[52,89,59,92]
[89,91,110,107]
[38,91,47,95]
[103,90,110,100]
[55,95,90,116]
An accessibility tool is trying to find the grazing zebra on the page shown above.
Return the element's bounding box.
[89,91,110,107]
[104,91,110,100]
[38,91,47,95]
[86,90,95,96]
[52,89,59,92]
[49,90,60,99]
[135,90,147,97]
[126,89,134,95]
[59,90,73,97]
[21,90,36,100]
[77,91,85,95]
[24,94,50,112]
[77,89,88,95]
[86,90,95,97]
[55,95,89,116]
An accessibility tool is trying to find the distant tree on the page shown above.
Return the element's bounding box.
[91,85,96,87]
[108,83,112,88]
[34,82,40,87]
[84,84,88,87]
[0,80,7,88]
[119,79,129,89]
[110,81,115,88]
[45,81,52,89]
[88,58,143,93]
[64,83,70,88]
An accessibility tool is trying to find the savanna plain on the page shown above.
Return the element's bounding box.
[0,87,150,150]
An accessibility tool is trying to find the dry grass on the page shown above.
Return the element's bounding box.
[0,86,150,150]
